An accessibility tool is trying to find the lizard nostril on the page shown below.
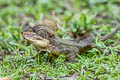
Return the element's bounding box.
[32,28,36,32]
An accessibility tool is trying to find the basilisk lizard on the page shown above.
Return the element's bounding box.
[22,18,119,62]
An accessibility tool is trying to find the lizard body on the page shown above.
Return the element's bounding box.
[22,19,119,62]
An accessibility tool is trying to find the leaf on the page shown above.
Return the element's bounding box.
[79,13,87,27]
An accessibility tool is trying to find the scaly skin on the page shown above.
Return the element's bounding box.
[22,19,119,62]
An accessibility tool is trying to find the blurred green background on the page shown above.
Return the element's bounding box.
[0,0,120,80]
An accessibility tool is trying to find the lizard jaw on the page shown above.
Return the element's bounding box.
[22,31,50,48]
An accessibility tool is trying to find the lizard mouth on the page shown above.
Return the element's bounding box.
[22,31,50,48]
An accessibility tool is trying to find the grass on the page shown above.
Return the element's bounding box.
[0,0,120,80]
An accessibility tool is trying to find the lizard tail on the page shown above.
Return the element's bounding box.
[101,21,119,41]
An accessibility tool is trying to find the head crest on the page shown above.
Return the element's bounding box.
[34,18,58,32]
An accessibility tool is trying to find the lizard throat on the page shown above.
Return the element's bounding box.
[22,31,50,48]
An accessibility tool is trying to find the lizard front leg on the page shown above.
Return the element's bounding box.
[66,47,79,62]
[68,51,77,62]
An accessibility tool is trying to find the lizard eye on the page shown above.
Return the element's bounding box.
[32,28,36,32]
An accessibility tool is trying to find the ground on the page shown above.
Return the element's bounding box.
[0,0,120,80]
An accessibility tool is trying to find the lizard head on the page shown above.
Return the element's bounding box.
[22,27,50,48]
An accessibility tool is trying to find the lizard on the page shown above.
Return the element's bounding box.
[22,18,119,62]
